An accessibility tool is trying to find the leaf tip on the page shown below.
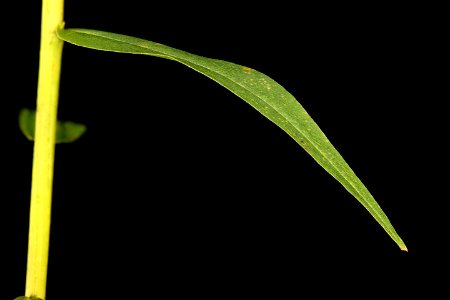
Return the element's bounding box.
[400,245,408,252]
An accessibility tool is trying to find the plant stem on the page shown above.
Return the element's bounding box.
[25,0,64,298]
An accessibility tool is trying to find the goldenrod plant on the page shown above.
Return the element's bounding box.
[15,0,407,299]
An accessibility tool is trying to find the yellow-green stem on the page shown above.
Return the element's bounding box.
[25,0,64,298]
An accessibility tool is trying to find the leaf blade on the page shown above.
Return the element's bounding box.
[57,28,406,250]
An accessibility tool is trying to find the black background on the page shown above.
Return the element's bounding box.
[1,1,446,299]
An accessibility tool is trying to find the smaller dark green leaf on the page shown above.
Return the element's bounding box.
[14,297,43,300]
[19,108,87,143]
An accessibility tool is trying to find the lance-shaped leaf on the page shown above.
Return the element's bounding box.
[19,108,86,143]
[57,28,406,251]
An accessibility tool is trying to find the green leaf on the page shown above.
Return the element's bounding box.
[14,297,43,300]
[19,108,87,144]
[56,28,407,251]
